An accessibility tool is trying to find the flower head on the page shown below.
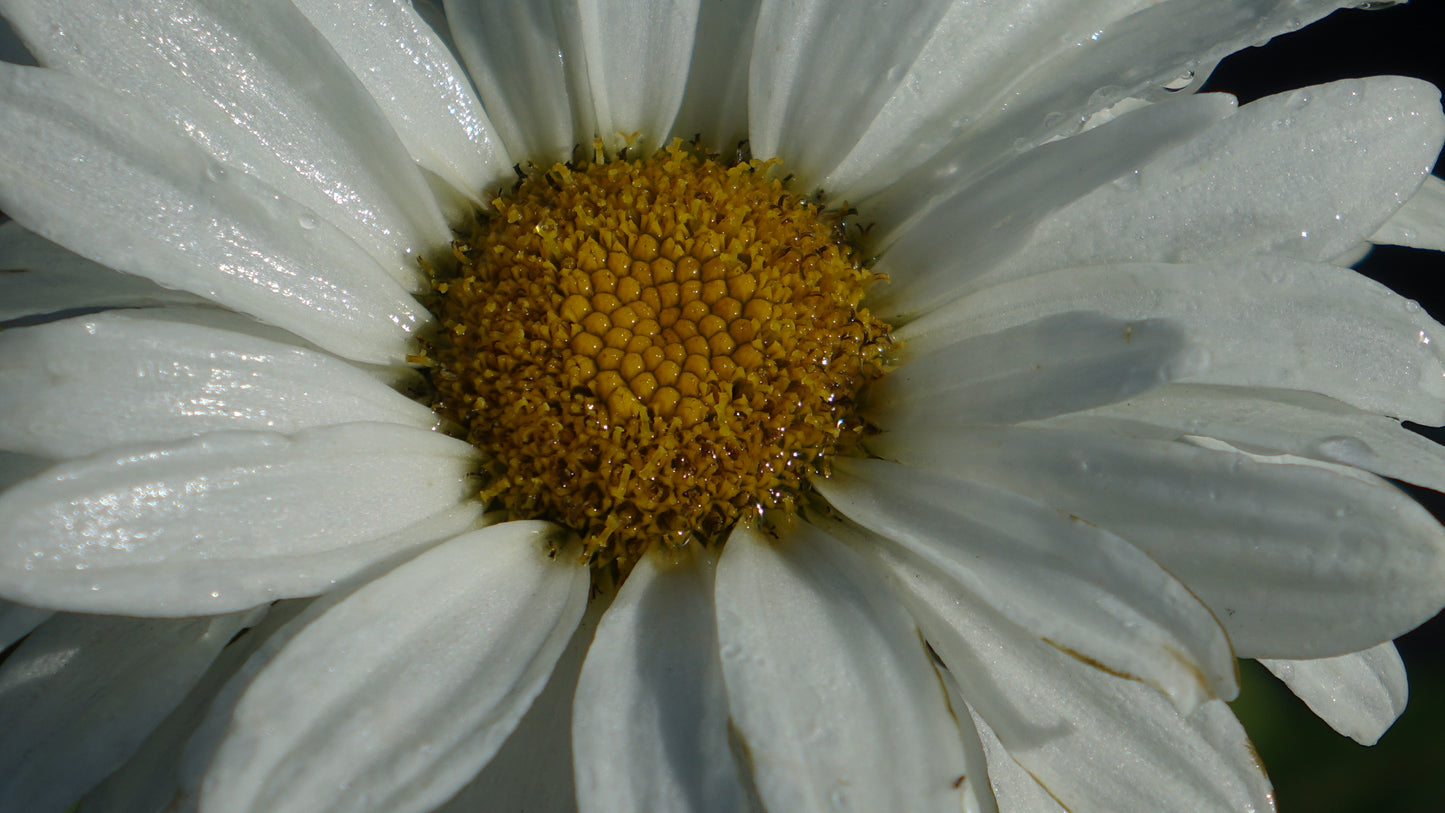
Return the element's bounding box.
[1,1,1444,812]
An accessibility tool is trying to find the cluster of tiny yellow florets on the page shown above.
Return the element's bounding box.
[426,141,888,567]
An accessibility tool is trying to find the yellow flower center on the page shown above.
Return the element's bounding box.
[426,141,889,567]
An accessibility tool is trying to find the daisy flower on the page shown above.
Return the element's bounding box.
[2,1,1445,811]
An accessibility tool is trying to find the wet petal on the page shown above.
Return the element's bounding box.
[289,0,513,199]
[1260,642,1408,746]
[0,64,428,365]
[0,311,438,459]
[1,0,451,276]
[200,521,589,813]
[576,0,698,154]
[1039,383,1445,494]
[0,222,205,323]
[871,92,1234,316]
[440,598,605,813]
[861,540,1274,811]
[0,424,480,615]
[0,611,254,813]
[868,0,1356,223]
[902,257,1445,425]
[445,0,592,164]
[81,602,312,813]
[868,312,1205,426]
[815,458,1237,712]
[746,0,953,187]
[669,0,760,152]
[0,599,50,653]
[975,77,1445,288]
[714,520,968,813]
[822,0,1159,199]
[874,424,1445,658]
[573,546,746,813]
[1372,173,1445,251]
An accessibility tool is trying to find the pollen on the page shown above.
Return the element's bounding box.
[427,141,889,567]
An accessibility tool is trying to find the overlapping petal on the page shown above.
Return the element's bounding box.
[815,458,1237,712]
[572,547,746,813]
[0,424,481,614]
[444,0,592,164]
[859,539,1275,812]
[1039,383,1445,494]
[1373,174,1445,251]
[0,64,429,365]
[0,222,206,323]
[1260,642,1408,746]
[0,0,451,277]
[200,522,589,813]
[288,0,513,200]
[902,258,1445,424]
[968,77,1445,291]
[0,611,256,813]
[867,312,1205,426]
[715,521,971,813]
[0,311,439,459]
[874,424,1445,658]
[871,92,1236,315]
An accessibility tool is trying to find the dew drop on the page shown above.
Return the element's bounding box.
[298,213,319,230]
[1161,70,1195,92]
[1110,170,1143,192]
[1311,436,1373,464]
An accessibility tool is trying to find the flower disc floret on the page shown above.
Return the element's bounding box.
[428,142,889,565]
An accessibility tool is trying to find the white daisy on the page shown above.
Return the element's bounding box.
[1,1,1444,812]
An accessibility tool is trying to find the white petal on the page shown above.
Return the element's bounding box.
[445,0,592,165]
[440,597,606,813]
[1,0,451,276]
[868,312,1205,427]
[200,521,589,813]
[576,0,697,154]
[287,0,512,200]
[1260,642,1408,746]
[0,453,48,492]
[669,0,760,153]
[933,669,998,813]
[0,598,50,652]
[819,0,1157,199]
[746,0,953,187]
[901,257,1445,425]
[870,92,1235,316]
[873,424,1445,659]
[1038,383,1445,494]
[863,542,1274,812]
[815,458,1237,712]
[0,611,254,813]
[82,601,312,813]
[0,222,205,322]
[970,77,1445,292]
[573,546,746,813]
[714,520,968,813]
[0,311,438,459]
[0,64,429,365]
[0,424,481,615]
[864,0,1355,220]
[969,709,1066,813]
[1373,173,1445,251]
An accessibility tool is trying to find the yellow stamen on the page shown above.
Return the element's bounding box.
[427,141,889,567]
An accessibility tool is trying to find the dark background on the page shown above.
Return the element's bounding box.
[1205,2,1445,810]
